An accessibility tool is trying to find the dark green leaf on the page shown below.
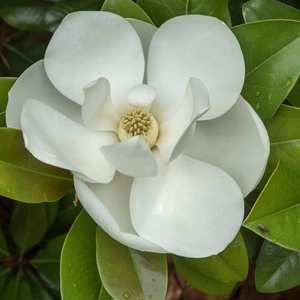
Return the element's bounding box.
[137,0,231,27]
[172,233,248,296]
[244,159,300,251]
[0,128,73,203]
[243,0,300,23]
[61,210,101,300]
[0,78,17,127]
[10,202,48,254]
[45,201,60,228]
[288,77,300,107]
[0,268,10,297]
[5,42,47,77]
[232,20,300,123]
[256,240,300,292]
[0,0,51,31]
[96,227,167,300]
[102,0,154,24]
[0,227,9,259]
[229,0,248,26]
[99,286,113,300]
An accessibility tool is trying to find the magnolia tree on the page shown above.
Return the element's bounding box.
[0,0,300,299]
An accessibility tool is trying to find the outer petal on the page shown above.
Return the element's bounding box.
[147,15,245,123]
[74,173,166,253]
[130,151,244,258]
[101,136,158,177]
[127,19,157,83]
[82,77,120,132]
[21,99,118,183]
[184,96,270,197]
[156,77,210,163]
[6,60,82,129]
[44,11,144,114]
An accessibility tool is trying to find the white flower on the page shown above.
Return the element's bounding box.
[6,12,269,258]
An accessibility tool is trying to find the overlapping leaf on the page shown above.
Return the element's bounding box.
[0,78,16,127]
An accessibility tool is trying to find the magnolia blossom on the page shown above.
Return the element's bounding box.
[6,11,269,258]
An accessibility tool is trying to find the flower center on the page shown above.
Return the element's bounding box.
[118,108,159,148]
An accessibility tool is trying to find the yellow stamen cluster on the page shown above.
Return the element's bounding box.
[118,108,159,148]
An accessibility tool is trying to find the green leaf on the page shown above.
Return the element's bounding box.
[10,202,48,254]
[172,233,248,296]
[61,210,101,300]
[232,20,300,123]
[45,201,60,229]
[0,268,10,297]
[0,227,9,259]
[102,0,154,24]
[244,159,300,251]
[288,77,300,107]
[44,0,105,32]
[228,0,248,26]
[137,0,231,27]
[0,0,51,31]
[256,240,300,292]
[99,286,113,300]
[243,0,300,23]
[96,227,167,300]
[5,42,47,77]
[32,234,66,287]
[0,128,73,203]
[0,78,17,127]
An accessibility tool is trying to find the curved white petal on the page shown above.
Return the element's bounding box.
[44,11,144,114]
[21,99,118,183]
[74,174,166,253]
[127,19,157,83]
[156,77,210,163]
[6,60,82,129]
[101,136,158,177]
[82,77,120,132]
[184,96,270,197]
[127,84,156,109]
[147,15,245,123]
[130,151,244,258]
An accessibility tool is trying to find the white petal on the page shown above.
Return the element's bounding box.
[44,11,144,114]
[82,77,120,132]
[74,174,166,253]
[127,19,157,83]
[184,96,270,197]
[156,77,210,163]
[147,15,245,123]
[6,60,82,129]
[127,84,156,109]
[21,99,118,183]
[101,136,158,177]
[130,151,244,258]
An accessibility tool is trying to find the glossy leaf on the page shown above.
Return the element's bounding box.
[44,0,105,31]
[172,233,248,296]
[60,210,101,300]
[0,0,51,31]
[288,77,300,107]
[137,0,231,27]
[243,0,300,23]
[244,159,300,251]
[232,20,300,123]
[0,128,73,203]
[32,234,66,287]
[5,42,47,77]
[0,78,17,127]
[102,0,154,24]
[256,240,300,292]
[10,202,48,254]
[229,0,248,26]
[99,286,113,300]
[96,227,167,300]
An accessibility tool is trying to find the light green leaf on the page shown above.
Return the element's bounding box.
[99,286,113,300]
[60,210,101,300]
[0,128,73,203]
[256,240,300,292]
[32,234,66,287]
[0,78,17,127]
[172,233,248,296]
[243,0,300,23]
[288,77,300,107]
[244,159,300,251]
[10,202,48,254]
[137,0,231,27]
[102,0,154,24]
[232,20,300,123]
[96,227,167,300]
